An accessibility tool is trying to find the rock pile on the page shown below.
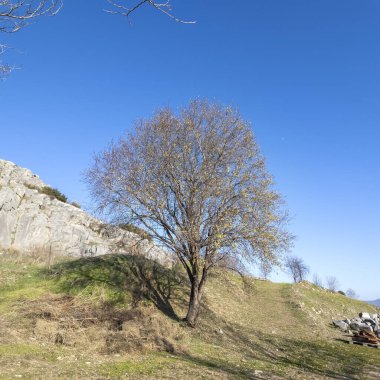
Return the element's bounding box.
[332,312,380,338]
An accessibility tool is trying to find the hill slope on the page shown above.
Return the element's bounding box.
[0,252,379,379]
[367,299,380,307]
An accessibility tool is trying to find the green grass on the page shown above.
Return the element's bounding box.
[0,252,379,379]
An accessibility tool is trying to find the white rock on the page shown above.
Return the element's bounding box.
[0,159,171,264]
[359,312,371,319]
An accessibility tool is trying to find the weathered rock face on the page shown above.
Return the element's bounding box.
[0,159,169,262]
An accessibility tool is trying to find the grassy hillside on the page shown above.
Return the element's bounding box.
[0,252,379,379]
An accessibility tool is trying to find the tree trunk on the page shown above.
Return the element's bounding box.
[185,269,208,327]
[186,282,200,327]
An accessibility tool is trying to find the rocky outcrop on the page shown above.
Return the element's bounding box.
[0,159,169,263]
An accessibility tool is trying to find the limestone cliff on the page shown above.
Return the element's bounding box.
[0,159,168,262]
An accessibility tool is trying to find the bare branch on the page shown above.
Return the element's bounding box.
[0,1,62,33]
[0,44,12,79]
[105,0,195,24]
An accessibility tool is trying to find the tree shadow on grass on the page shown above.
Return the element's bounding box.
[47,254,188,321]
[42,258,377,378]
[174,302,373,379]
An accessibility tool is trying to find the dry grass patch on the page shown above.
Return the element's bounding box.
[17,292,188,356]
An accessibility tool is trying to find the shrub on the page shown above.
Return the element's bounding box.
[24,183,39,191]
[40,186,67,203]
[71,201,81,209]
[118,223,152,242]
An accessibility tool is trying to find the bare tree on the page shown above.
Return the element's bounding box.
[86,99,292,326]
[259,261,272,280]
[284,256,309,283]
[312,273,323,287]
[326,276,339,292]
[346,288,358,299]
[105,0,195,24]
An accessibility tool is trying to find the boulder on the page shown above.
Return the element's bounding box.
[363,318,377,327]
[349,322,374,333]
[332,320,348,331]
[359,312,371,319]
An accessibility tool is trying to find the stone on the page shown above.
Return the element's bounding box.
[332,320,348,331]
[363,318,377,327]
[0,159,171,264]
[350,321,374,333]
[358,324,373,333]
[359,312,371,319]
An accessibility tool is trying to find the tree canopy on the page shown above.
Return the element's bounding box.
[86,99,292,326]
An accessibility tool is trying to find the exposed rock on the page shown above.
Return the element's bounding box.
[0,159,171,264]
[359,312,371,319]
[332,320,348,331]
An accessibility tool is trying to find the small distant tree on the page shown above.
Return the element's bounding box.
[312,273,323,288]
[259,261,272,280]
[86,99,292,326]
[346,288,358,299]
[284,256,309,283]
[326,276,339,292]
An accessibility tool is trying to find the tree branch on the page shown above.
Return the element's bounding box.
[105,0,195,24]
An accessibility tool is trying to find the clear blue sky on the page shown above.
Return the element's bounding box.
[1,0,379,300]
